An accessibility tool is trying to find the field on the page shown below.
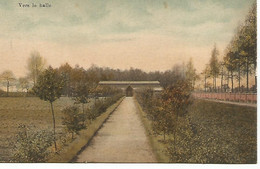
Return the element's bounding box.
[137,99,257,163]
[0,96,75,162]
[0,96,257,163]
[188,100,257,163]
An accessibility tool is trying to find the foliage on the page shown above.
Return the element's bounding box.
[0,97,75,162]
[185,58,198,89]
[33,66,64,151]
[73,82,90,113]
[137,88,256,163]
[58,63,73,96]
[87,93,123,121]
[203,2,256,92]
[62,106,87,139]
[166,116,194,162]
[12,124,53,163]
[137,88,173,140]
[33,66,64,103]
[136,80,193,160]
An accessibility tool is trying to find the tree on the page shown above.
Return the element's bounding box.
[18,77,30,93]
[224,44,238,93]
[238,3,256,92]
[185,58,198,89]
[58,63,73,96]
[33,66,64,151]
[151,98,174,141]
[224,53,235,92]
[219,61,225,92]
[209,44,220,92]
[73,82,90,114]
[161,80,193,155]
[62,106,87,139]
[0,70,16,96]
[70,66,92,113]
[201,65,211,92]
[27,51,46,86]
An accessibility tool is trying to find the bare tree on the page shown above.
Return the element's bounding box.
[0,70,16,96]
[185,58,198,89]
[27,51,46,85]
[201,65,211,92]
[18,77,30,93]
[209,44,220,92]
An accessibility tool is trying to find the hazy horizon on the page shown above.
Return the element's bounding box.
[0,0,255,78]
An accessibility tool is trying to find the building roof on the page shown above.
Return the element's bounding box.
[99,81,160,85]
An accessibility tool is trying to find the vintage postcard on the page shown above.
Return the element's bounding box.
[0,0,257,166]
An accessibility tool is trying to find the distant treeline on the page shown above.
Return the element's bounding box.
[56,62,193,97]
[1,51,197,97]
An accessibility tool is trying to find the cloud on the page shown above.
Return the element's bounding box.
[0,0,256,77]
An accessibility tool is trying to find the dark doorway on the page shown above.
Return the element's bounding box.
[126,86,134,97]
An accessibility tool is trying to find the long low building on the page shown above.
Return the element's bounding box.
[98,81,163,96]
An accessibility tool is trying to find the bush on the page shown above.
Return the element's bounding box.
[87,93,123,121]
[136,81,194,162]
[62,106,87,139]
[12,124,53,162]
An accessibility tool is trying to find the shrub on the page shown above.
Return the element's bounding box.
[87,93,123,121]
[12,124,53,163]
[62,106,87,139]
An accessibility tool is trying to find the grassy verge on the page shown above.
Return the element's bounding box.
[134,97,169,162]
[48,97,125,162]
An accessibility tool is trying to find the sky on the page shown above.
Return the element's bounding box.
[0,0,255,77]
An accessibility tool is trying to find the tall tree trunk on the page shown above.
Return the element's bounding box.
[50,102,57,151]
[6,80,9,97]
[254,64,257,92]
[238,66,241,92]
[173,111,179,155]
[221,71,223,92]
[231,71,234,93]
[246,57,249,92]
[227,71,229,88]
[212,77,214,92]
[214,76,217,92]
[205,75,207,92]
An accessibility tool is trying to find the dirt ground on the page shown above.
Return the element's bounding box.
[75,97,157,163]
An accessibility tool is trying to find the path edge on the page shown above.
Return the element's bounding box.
[134,97,168,163]
[48,96,125,163]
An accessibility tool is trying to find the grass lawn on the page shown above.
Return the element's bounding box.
[188,99,257,163]
[0,97,75,162]
[137,98,257,163]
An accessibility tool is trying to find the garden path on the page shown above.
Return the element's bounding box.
[75,97,156,163]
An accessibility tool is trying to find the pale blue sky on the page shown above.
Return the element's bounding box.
[0,0,255,77]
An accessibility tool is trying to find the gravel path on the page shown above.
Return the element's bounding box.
[202,99,257,108]
[75,97,157,163]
